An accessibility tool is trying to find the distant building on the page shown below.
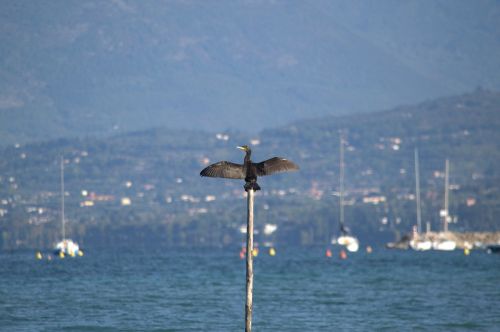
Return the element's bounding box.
[466,197,476,207]
[263,224,278,235]
[250,139,260,146]
[363,195,386,205]
[89,192,115,202]
[121,197,132,206]
[215,133,229,141]
[205,195,216,202]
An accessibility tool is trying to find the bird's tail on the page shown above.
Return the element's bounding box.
[244,182,261,192]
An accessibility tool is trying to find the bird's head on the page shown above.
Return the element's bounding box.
[237,145,250,153]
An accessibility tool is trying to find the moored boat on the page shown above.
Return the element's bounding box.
[432,240,457,251]
[410,239,432,251]
[337,235,359,253]
[53,156,83,258]
[332,133,359,253]
[54,239,81,257]
[486,244,500,254]
[409,150,431,251]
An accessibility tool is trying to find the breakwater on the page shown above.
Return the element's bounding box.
[387,231,500,250]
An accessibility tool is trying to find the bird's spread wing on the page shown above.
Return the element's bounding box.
[200,161,246,179]
[255,157,299,176]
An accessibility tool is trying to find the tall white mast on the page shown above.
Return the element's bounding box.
[61,156,65,240]
[414,148,422,234]
[443,159,450,232]
[339,132,345,234]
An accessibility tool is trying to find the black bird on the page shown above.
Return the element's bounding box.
[200,145,299,191]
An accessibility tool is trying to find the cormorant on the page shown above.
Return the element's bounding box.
[200,145,299,191]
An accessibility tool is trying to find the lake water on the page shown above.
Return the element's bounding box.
[1,247,499,331]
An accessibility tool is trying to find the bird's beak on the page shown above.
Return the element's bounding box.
[237,146,246,151]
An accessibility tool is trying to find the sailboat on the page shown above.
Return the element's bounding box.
[432,159,456,251]
[53,156,82,258]
[332,133,359,253]
[409,148,432,251]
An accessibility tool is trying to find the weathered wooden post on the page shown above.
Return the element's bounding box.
[245,188,254,332]
[200,145,298,332]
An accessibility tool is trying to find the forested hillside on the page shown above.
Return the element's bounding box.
[1,90,499,249]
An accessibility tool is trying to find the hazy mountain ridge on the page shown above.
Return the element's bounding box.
[1,1,500,145]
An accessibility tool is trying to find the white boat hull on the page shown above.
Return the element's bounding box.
[54,239,80,256]
[410,240,432,251]
[433,240,456,251]
[337,235,359,252]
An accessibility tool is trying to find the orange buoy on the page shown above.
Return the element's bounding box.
[325,249,332,258]
[239,250,245,259]
[339,249,347,260]
[366,246,373,254]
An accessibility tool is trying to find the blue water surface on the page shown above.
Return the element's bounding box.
[1,247,499,331]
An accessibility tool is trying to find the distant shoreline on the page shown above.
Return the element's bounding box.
[387,231,500,250]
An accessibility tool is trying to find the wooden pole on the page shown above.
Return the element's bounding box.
[245,188,254,332]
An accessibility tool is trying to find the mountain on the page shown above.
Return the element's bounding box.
[1,1,500,145]
[1,89,499,250]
